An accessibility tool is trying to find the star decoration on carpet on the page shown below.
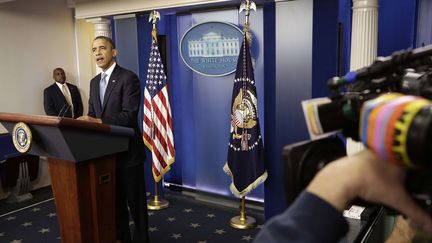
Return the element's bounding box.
[183,208,193,213]
[215,229,226,234]
[149,226,158,232]
[171,233,182,239]
[190,223,200,228]
[21,222,32,227]
[38,228,50,234]
[242,235,253,241]
[0,191,264,243]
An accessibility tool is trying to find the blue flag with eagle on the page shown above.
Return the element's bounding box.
[223,33,267,197]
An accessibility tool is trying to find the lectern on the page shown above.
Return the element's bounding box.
[0,112,134,243]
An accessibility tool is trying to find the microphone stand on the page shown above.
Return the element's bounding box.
[60,104,71,119]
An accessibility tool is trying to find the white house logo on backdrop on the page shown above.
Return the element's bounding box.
[180,22,243,76]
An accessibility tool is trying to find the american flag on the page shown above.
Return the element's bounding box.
[143,34,175,183]
[223,34,267,197]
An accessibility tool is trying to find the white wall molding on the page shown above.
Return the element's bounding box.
[75,0,234,19]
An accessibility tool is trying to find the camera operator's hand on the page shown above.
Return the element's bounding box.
[307,149,432,234]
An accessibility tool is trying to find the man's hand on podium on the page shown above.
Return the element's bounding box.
[77,115,102,123]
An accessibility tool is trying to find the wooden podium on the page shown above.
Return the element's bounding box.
[0,112,134,243]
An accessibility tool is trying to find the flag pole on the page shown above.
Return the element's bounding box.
[229,0,257,229]
[146,10,169,211]
[147,180,169,210]
[230,196,256,229]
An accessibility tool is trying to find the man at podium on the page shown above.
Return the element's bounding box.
[78,36,149,243]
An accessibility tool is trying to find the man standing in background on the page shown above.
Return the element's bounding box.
[43,67,83,118]
[78,36,149,243]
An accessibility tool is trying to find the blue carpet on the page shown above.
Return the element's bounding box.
[0,198,60,243]
[0,192,264,243]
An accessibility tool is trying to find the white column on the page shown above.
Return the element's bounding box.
[87,17,112,38]
[86,17,112,74]
[350,0,378,70]
[347,0,379,155]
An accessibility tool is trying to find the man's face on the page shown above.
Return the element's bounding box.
[92,38,116,71]
[53,69,66,84]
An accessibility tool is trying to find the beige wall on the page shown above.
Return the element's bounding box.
[0,0,94,190]
[0,0,91,116]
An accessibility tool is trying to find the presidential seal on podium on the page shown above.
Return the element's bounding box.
[12,122,32,153]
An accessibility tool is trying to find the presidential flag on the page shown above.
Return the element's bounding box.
[223,34,267,197]
[143,32,175,182]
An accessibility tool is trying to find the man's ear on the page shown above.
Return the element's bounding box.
[112,49,117,58]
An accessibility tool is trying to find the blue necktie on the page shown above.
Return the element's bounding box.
[99,73,107,106]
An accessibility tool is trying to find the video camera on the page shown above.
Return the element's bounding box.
[284,44,432,212]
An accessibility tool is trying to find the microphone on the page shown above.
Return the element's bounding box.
[61,104,71,118]
[328,44,432,89]
[58,104,71,118]
[57,104,67,118]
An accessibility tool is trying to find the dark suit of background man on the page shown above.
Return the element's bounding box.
[78,36,149,243]
[43,68,83,118]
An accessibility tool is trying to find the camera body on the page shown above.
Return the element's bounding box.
[283,136,346,205]
[284,45,432,209]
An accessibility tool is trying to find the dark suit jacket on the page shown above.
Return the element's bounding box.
[253,192,348,243]
[43,82,83,118]
[88,64,145,167]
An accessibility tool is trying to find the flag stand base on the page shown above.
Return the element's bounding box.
[147,181,169,210]
[229,196,256,229]
[147,196,169,210]
[230,215,256,229]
